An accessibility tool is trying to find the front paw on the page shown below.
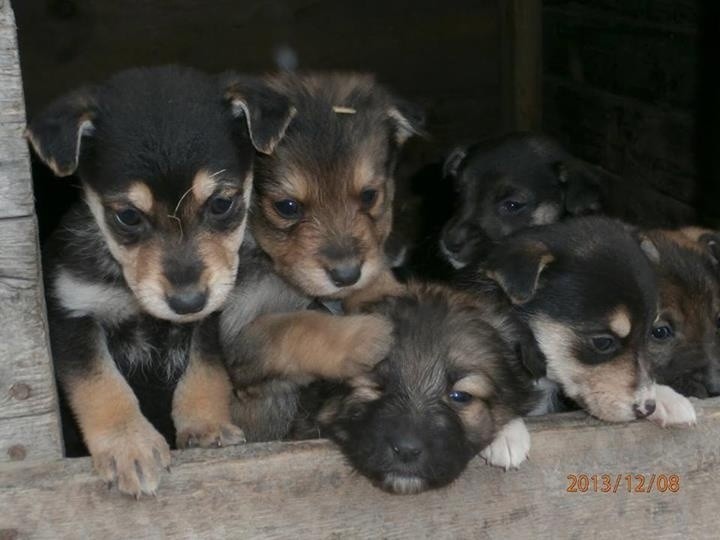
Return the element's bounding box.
[480,418,531,470]
[176,421,246,449]
[342,314,394,377]
[89,416,171,498]
[648,384,697,428]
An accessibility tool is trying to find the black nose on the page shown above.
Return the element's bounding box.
[326,264,361,287]
[389,434,424,463]
[443,227,468,254]
[633,399,656,419]
[167,289,208,315]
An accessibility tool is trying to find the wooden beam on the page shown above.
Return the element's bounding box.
[1,398,719,538]
[0,1,63,463]
[500,0,542,131]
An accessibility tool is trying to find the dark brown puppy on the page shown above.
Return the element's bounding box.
[295,282,540,494]
[475,216,697,426]
[27,66,294,497]
[220,73,422,441]
[640,227,720,397]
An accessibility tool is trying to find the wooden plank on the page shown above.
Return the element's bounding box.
[543,76,696,204]
[0,411,63,464]
[0,1,62,461]
[500,0,542,131]
[1,398,719,539]
[0,0,35,219]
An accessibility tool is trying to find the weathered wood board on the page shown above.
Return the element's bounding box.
[1,398,719,539]
[0,0,62,463]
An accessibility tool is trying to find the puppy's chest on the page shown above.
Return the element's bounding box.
[102,317,192,379]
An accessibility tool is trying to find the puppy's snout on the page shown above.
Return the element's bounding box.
[388,433,424,463]
[633,399,656,419]
[442,226,468,254]
[166,288,208,315]
[326,264,362,287]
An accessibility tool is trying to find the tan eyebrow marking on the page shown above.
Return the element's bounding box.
[127,182,154,213]
[192,169,226,204]
[608,307,632,338]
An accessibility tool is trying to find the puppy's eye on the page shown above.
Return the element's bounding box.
[651,324,674,341]
[590,335,619,353]
[274,199,302,219]
[448,390,472,404]
[114,208,143,229]
[208,195,234,217]
[360,188,378,209]
[498,199,527,216]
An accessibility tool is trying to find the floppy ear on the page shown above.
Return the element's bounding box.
[443,146,468,179]
[387,99,425,145]
[483,240,554,305]
[24,87,98,177]
[555,161,602,216]
[222,74,296,155]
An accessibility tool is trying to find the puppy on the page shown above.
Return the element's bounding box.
[440,133,596,268]
[27,66,294,496]
[441,132,697,269]
[295,282,540,494]
[220,73,423,441]
[476,216,697,427]
[640,228,720,397]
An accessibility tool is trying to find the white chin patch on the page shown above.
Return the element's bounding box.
[382,473,427,495]
[480,418,531,470]
[439,242,468,269]
[648,384,697,428]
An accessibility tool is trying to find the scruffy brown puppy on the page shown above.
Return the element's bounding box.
[26,66,294,497]
[640,228,720,397]
[292,282,540,494]
[221,73,422,441]
[476,216,697,426]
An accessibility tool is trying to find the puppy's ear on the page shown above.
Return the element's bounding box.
[515,336,546,379]
[443,146,468,179]
[387,100,425,145]
[222,74,296,155]
[555,161,602,216]
[24,87,98,177]
[484,240,553,304]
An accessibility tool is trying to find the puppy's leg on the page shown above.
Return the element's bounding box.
[480,418,531,470]
[648,384,697,428]
[59,319,170,497]
[173,317,246,448]
[229,311,393,387]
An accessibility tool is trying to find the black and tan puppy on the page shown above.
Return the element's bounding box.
[441,132,697,269]
[640,228,720,397]
[27,66,294,496]
[476,217,697,426]
[440,133,595,268]
[220,73,422,441]
[295,282,540,494]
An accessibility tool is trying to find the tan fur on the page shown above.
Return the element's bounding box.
[245,311,394,380]
[609,307,632,338]
[531,317,652,422]
[127,182,154,213]
[66,354,170,497]
[453,374,494,399]
[172,352,245,448]
[343,268,404,312]
[191,169,220,204]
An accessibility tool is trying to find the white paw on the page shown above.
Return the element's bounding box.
[648,384,697,428]
[480,418,531,470]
